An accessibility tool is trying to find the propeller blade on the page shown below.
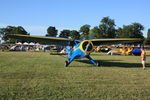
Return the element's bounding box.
[84,41,91,54]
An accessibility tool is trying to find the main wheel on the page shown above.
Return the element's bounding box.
[96,62,100,67]
[65,61,69,67]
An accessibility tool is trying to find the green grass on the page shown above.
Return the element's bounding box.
[0,51,150,100]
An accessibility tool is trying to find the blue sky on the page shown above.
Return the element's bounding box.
[0,0,150,37]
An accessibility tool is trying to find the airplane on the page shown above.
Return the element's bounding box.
[8,34,143,67]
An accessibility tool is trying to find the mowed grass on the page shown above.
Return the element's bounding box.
[0,51,150,100]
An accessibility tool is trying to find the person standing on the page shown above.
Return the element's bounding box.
[141,47,146,69]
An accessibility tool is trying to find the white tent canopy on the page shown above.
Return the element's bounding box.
[35,43,40,45]
[29,42,35,45]
[16,42,22,45]
[23,42,28,45]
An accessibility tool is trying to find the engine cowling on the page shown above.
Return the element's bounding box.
[79,40,94,55]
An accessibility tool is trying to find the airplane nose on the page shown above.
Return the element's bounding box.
[82,41,93,53]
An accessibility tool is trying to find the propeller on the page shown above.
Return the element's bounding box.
[84,41,91,54]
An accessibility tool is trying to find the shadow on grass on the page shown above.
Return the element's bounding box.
[74,59,150,68]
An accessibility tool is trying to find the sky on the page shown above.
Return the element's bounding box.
[0,0,150,37]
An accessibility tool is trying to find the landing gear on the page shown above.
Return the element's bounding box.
[65,57,100,67]
[86,55,100,67]
[65,61,69,67]
[96,62,100,67]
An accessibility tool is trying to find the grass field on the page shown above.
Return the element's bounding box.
[0,51,150,100]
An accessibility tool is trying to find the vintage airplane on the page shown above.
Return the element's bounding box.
[9,34,142,67]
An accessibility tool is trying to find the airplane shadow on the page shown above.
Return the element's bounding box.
[75,59,150,68]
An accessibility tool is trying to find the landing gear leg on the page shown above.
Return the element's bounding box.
[65,57,75,67]
[86,55,100,66]
[96,61,100,66]
[65,61,69,67]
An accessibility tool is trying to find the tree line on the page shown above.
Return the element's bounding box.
[0,16,150,44]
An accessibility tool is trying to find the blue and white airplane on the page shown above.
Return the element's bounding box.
[9,34,142,67]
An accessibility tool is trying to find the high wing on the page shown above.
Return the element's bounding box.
[8,34,73,46]
[9,34,143,46]
[90,38,143,46]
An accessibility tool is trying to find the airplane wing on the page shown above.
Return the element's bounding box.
[90,38,143,46]
[9,34,143,46]
[8,34,73,46]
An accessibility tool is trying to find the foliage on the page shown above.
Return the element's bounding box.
[116,23,144,38]
[59,29,71,38]
[0,26,29,43]
[0,17,145,42]
[59,29,80,40]
[46,26,58,37]
[144,38,150,45]
[88,17,116,39]
[70,30,80,40]
[147,28,150,38]
[1,52,150,99]
[59,30,80,40]
[79,24,91,40]
[99,16,116,38]
[89,26,101,39]
[0,28,5,43]
[144,28,150,45]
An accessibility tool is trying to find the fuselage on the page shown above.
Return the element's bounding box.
[67,40,94,59]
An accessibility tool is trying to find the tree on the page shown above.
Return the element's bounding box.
[144,28,150,45]
[59,29,71,38]
[99,17,116,38]
[46,26,58,36]
[70,30,80,40]
[0,28,5,43]
[131,23,144,38]
[89,26,101,39]
[0,26,29,43]
[79,24,91,40]
[147,28,150,38]
[116,23,144,38]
